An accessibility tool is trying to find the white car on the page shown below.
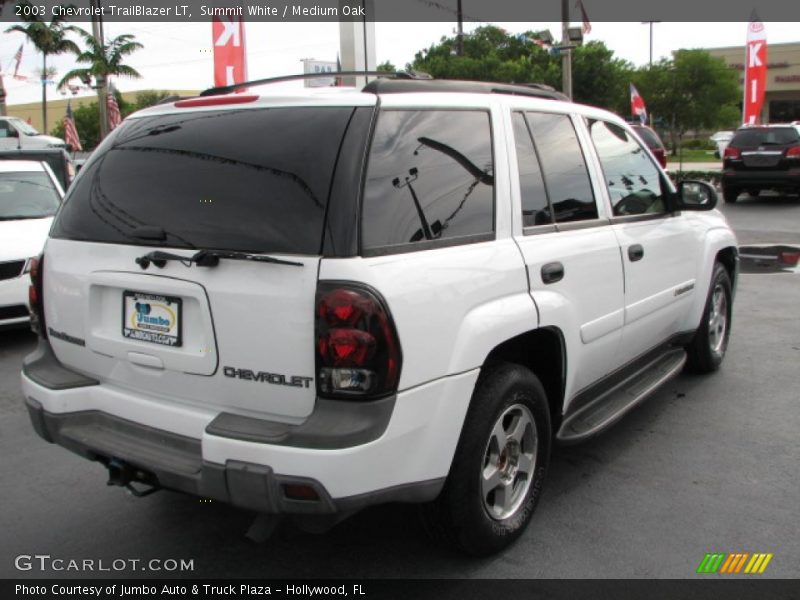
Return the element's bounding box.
[0,117,66,150]
[20,77,738,555]
[0,160,64,328]
[710,130,734,159]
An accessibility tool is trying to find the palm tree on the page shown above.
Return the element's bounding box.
[5,0,80,132]
[58,29,143,93]
[58,29,143,138]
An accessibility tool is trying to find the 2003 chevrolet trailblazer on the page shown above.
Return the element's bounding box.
[21,75,738,555]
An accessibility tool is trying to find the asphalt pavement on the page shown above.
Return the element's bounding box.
[1,196,798,579]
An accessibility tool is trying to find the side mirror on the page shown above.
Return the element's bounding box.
[674,180,717,211]
[8,128,19,138]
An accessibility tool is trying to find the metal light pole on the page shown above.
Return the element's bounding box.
[456,0,464,56]
[642,21,660,67]
[91,0,109,139]
[561,0,572,100]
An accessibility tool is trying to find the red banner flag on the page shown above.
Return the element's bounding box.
[212,16,247,89]
[630,83,647,125]
[743,18,767,125]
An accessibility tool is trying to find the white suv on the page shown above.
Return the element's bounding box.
[20,77,738,555]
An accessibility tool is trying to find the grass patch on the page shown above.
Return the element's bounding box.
[668,149,719,163]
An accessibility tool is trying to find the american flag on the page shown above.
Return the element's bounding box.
[13,44,23,78]
[575,0,592,35]
[63,101,82,152]
[107,90,122,131]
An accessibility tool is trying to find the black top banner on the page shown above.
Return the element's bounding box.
[0,0,799,23]
[4,579,800,600]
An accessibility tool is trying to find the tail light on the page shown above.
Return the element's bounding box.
[724,147,741,160]
[28,255,47,338]
[653,148,667,169]
[786,146,800,159]
[315,283,401,399]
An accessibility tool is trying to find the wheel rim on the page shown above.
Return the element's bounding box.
[480,403,537,521]
[708,283,728,356]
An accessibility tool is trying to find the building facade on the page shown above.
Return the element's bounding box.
[707,41,800,123]
[5,90,200,134]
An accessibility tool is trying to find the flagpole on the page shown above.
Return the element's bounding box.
[561,0,572,100]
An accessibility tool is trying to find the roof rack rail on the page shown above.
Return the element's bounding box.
[361,78,569,101]
[199,70,432,97]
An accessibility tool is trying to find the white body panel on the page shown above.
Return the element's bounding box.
[21,368,478,499]
[42,239,320,422]
[22,89,739,504]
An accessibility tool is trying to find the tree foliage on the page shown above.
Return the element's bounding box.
[409,26,632,109]
[409,26,740,150]
[5,0,81,131]
[57,29,143,90]
[632,50,740,150]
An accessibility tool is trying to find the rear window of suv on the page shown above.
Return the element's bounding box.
[730,127,800,147]
[51,107,358,255]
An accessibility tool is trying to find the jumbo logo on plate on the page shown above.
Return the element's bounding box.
[123,291,182,347]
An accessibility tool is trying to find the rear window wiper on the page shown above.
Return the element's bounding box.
[135,249,303,270]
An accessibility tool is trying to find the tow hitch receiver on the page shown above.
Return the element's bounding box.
[106,459,161,497]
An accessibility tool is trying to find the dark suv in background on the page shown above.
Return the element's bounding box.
[722,124,800,203]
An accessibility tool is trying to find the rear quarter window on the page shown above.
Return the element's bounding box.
[360,109,495,254]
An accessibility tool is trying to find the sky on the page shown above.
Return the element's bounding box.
[1,20,798,106]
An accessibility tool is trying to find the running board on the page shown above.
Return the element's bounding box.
[557,348,687,444]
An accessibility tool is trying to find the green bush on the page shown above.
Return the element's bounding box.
[681,138,714,150]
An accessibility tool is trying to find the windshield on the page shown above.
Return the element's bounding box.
[0,171,61,219]
[731,127,800,147]
[51,107,358,254]
[9,118,41,136]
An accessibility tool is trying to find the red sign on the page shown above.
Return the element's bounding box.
[743,20,767,125]
[212,17,247,89]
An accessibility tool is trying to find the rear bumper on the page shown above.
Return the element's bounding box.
[21,340,477,513]
[722,168,800,189]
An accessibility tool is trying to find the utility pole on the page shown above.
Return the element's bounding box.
[561,0,572,100]
[91,0,109,139]
[456,0,464,56]
[0,74,7,117]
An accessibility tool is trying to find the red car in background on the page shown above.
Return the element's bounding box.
[631,124,668,169]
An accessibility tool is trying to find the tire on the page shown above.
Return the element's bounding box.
[722,186,739,203]
[422,362,551,556]
[685,262,733,374]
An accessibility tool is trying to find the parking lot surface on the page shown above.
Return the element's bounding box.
[1,194,798,579]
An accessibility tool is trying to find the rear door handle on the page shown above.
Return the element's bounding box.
[628,244,644,262]
[541,262,564,284]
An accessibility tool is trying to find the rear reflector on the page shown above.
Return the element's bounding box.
[175,95,259,108]
[282,484,320,502]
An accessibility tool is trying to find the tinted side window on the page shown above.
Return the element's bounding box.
[526,112,597,223]
[588,120,665,216]
[361,110,494,252]
[512,112,552,227]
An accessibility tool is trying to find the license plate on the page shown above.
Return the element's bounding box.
[122,291,182,347]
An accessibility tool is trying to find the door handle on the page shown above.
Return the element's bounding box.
[628,244,644,262]
[541,262,564,284]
